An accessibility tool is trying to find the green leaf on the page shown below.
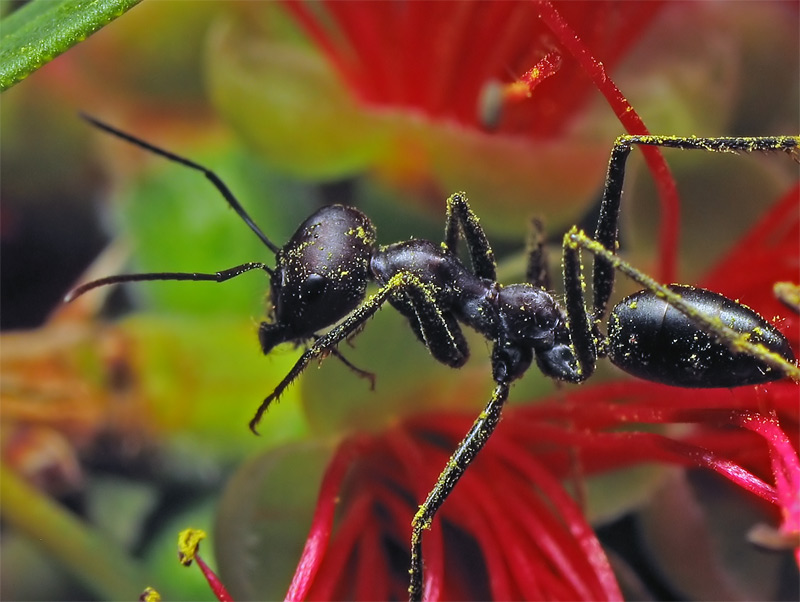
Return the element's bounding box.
[115,138,313,318]
[214,441,333,600]
[207,14,392,180]
[0,0,142,91]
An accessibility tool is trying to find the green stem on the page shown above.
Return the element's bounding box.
[0,462,149,600]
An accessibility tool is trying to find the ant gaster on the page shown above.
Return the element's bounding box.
[67,116,800,601]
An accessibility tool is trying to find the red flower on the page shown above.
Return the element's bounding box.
[210,1,689,280]
[281,0,663,139]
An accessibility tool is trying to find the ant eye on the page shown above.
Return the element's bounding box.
[301,273,327,298]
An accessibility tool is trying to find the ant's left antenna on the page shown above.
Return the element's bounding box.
[80,113,281,254]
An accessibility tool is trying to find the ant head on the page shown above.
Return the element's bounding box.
[258,205,376,352]
[496,284,581,383]
[258,268,344,353]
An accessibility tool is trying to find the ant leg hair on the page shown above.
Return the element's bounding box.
[525,217,551,290]
[443,192,497,281]
[592,135,800,323]
[80,114,280,254]
[408,380,511,602]
[565,227,800,382]
[311,333,376,390]
[64,262,273,303]
[249,272,463,432]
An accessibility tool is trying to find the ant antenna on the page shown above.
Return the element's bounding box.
[80,113,281,254]
[63,262,273,303]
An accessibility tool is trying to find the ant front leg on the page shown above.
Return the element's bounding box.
[249,271,462,432]
[408,336,535,601]
[310,334,376,390]
[444,192,497,281]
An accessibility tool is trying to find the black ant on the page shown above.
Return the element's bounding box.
[66,115,799,600]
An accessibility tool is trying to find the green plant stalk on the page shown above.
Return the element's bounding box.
[0,0,142,91]
[0,462,149,600]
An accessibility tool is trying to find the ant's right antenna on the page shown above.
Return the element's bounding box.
[80,113,281,254]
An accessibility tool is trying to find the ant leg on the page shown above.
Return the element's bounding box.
[81,114,280,253]
[64,262,272,302]
[565,227,800,382]
[444,192,497,281]
[401,294,469,368]
[774,282,800,314]
[525,217,551,290]
[409,380,511,601]
[592,135,800,322]
[249,272,463,432]
[389,303,468,368]
[311,334,376,390]
[560,230,598,381]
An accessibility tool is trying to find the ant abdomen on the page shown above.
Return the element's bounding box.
[607,285,795,388]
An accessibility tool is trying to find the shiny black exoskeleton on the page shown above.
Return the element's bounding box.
[258,205,377,353]
[66,117,799,601]
[607,284,794,387]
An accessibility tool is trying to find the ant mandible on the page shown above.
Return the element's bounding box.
[67,115,800,601]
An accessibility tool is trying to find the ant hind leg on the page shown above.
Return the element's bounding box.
[564,227,800,383]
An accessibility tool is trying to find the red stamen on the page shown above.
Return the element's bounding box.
[486,455,586,599]
[176,530,233,602]
[535,0,681,282]
[353,516,387,600]
[285,438,365,601]
[494,437,623,601]
[280,1,360,93]
[324,1,394,104]
[385,429,446,601]
[733,411,800,547]
[306,492,373,600]
[195,554,234,602]
[459,466,535,599]
[505,414,783,506]
[511,52,563,101]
